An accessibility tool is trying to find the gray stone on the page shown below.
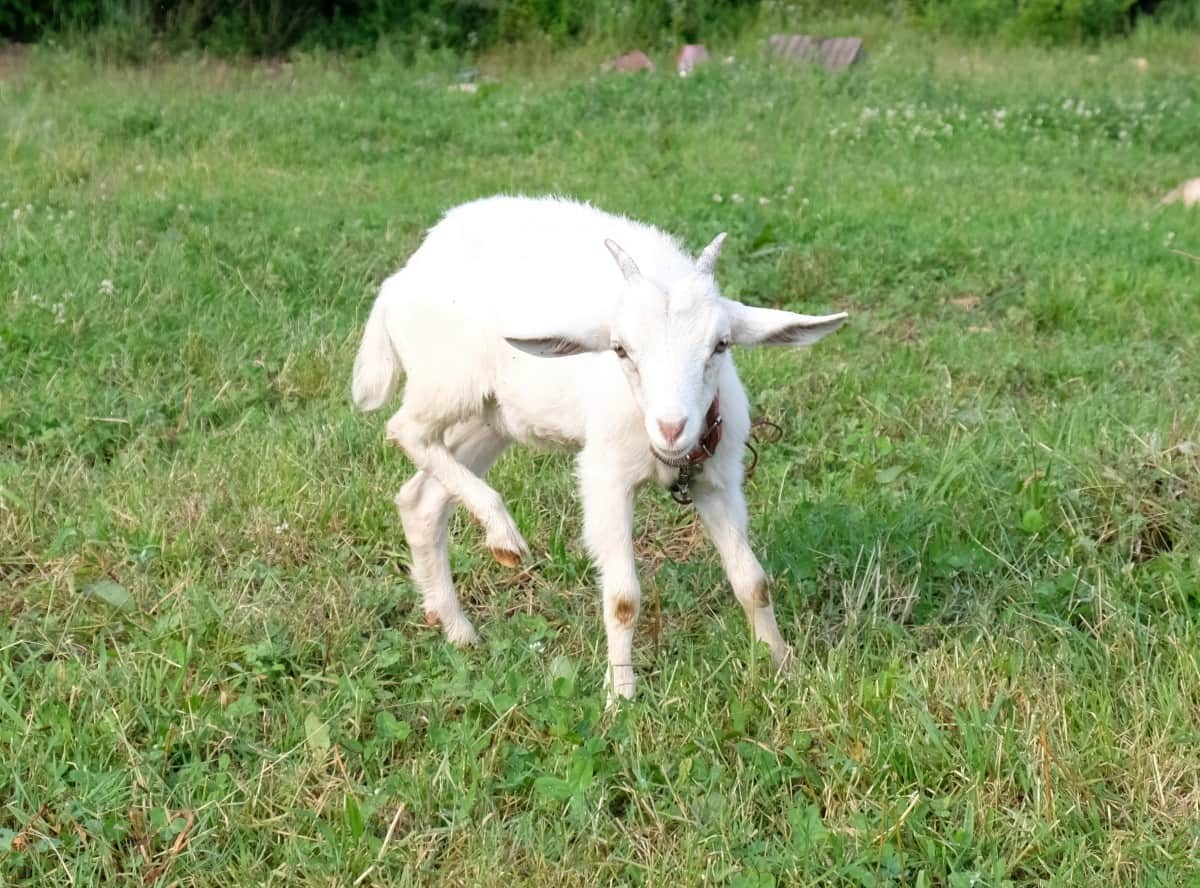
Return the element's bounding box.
[768,35,865,72]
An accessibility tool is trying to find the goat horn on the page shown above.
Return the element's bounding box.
[604,239,642,282]
[697,232,727,276]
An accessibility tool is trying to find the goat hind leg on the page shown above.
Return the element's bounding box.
[388,407,529,567]
[395,421,511,644]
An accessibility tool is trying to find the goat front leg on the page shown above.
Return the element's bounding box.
[578,450,640,702]
[387,405,529,567]
[691,469,792,666]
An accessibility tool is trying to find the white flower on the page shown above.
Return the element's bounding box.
[135,164,145,173]
[274,521,289,534]
[99,279,114,295]
[712,193,723,203]
[731,193,744,204]
[758,196,770,205]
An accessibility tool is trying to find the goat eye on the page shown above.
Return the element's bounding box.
[713,339,730,355]
[613,344,628,359]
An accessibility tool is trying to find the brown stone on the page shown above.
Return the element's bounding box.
[608,50,655,74]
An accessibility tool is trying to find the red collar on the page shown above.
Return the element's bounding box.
[685,395,723,465]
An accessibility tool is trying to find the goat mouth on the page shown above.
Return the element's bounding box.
[651,447,694,468]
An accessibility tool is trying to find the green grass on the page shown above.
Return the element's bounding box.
[2,20,1200,886]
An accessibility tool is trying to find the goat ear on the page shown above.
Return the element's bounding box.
[728,303,848,347]
[505,329,609,358]
[604,239,642,282]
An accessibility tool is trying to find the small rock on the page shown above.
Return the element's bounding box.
[1160,177,1200,208]
[607,50,655,73]
[676,44,709,76]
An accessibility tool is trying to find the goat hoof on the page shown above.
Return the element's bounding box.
[485,515,529,566]
[773,645,797,672]
[490,547,523,568]
[425,608,480,645]
[604,686,636,709]
[444,619,480,646]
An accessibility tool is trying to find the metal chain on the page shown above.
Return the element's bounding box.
[668,416,783,507]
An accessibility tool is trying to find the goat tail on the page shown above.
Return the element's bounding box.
[351,296,402,411]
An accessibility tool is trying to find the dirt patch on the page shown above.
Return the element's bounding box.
[634,517,705,569]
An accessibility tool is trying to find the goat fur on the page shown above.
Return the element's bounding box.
[352,195,847,700]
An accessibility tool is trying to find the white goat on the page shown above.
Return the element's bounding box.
[352,195,847,700]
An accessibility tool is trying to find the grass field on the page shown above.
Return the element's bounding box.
[2,17,1200,886]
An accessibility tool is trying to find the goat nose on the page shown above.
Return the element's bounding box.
[657,417,687,446]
